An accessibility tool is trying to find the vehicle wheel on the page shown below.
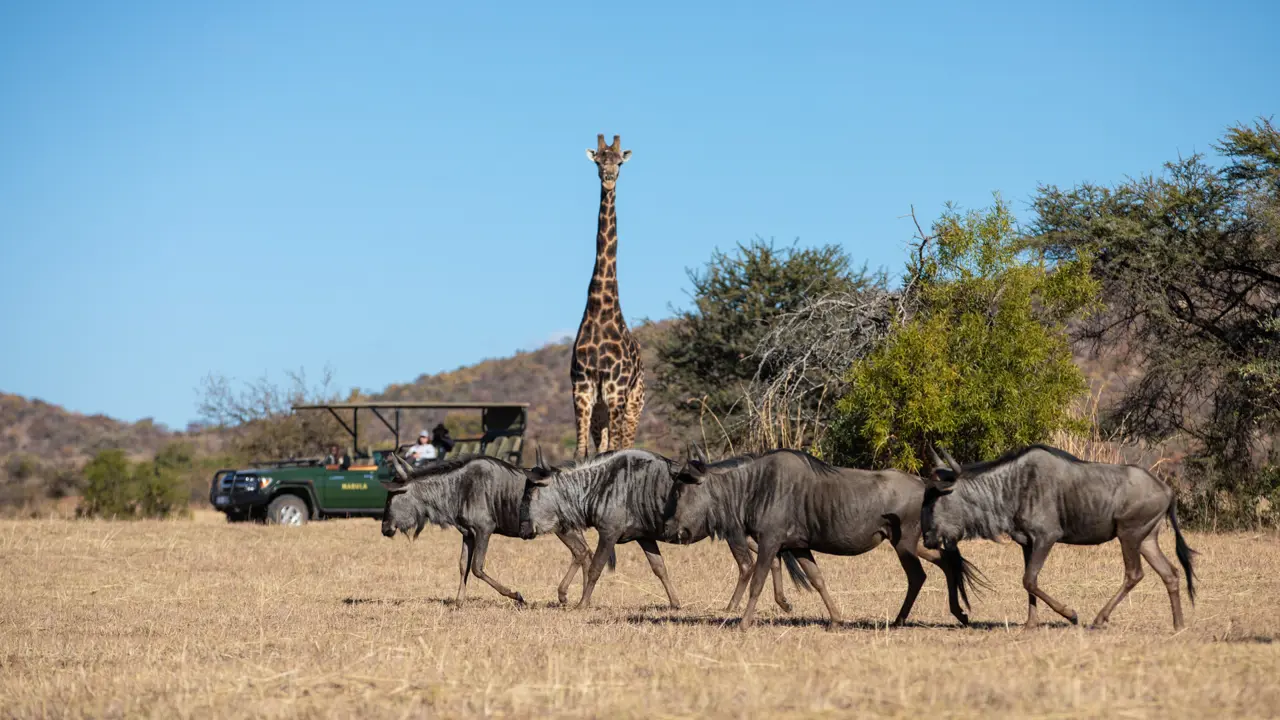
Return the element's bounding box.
[267,495,309,527]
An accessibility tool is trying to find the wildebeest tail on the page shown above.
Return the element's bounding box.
[781,551,812,592]
[608,547,617,572]
[1167,499,1196,603]
[942,546,992,611]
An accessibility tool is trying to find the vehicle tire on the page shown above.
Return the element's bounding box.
[266,495,309,527]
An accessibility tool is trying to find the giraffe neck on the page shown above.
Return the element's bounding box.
[588,183,619,307]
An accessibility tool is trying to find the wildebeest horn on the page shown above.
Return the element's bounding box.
[535,445,547,470]
[928,444,944,469]
[693,444,708,463]
[939,446,962,473]
[389,452,412,481]
[597,134,607,151]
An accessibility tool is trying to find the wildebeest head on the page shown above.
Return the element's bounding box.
[921,445,963,550]
[586,134,631,191]
[518,446,559,539]
[380,480,423,539]
[664,457,712,544]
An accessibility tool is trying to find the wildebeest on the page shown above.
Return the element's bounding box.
[922,444,1196,631]
[665,449,986,630]
[518,448,803,611]
[383,453,591,606]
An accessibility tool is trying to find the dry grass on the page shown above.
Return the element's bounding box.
[1,512,1277,719]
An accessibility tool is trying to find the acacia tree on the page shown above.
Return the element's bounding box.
[1032,119,1280,494]
[827,197,1097,471]
[653,238,867,452]
[197,368,349,461]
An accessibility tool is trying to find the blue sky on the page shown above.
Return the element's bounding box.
[1,0,1276,429]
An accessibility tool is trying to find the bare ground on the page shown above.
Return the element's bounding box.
[1,512,1277,718]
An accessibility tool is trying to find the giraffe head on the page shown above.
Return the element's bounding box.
[585,134,631,191]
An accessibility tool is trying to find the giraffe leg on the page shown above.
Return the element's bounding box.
[590,398,610,454]
[572,381,596,459]
[606,390,627,453]
[617,374,646,449]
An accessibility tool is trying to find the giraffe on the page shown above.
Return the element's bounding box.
[570,134,645,458]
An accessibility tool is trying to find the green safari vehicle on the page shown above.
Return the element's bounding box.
[208,401,529,526]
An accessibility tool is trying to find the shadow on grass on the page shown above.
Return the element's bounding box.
[341,596,570,610]
[611,614,1023,631]
[1215,634,1275,644]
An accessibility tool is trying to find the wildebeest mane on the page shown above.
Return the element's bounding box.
[699,449,841,478]
[958,444,1083,476]
[402,453,518,481]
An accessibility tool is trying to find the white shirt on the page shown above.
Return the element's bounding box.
[405,442,438,462]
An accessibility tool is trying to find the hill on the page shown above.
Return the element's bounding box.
[0,393,180,461]
[375,320,682,462]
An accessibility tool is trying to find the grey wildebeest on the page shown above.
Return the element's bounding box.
[664,449,987,630]
[518,448,804,611]
[922,444,1196,630]
[382,453,592,606]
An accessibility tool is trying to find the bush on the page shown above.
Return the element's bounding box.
[654,238,867,451]
[826,197,1097,472]
[78,448,188,519]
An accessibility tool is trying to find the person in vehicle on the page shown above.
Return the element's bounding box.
[431,423,455,457]
[404,430,438,466]
[325,445,351,470]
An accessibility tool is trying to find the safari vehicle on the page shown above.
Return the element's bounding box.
[209,401,529,526]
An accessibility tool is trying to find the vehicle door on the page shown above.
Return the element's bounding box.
[321,459,383,510]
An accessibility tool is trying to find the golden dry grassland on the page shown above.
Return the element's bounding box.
[1,511,1278,718]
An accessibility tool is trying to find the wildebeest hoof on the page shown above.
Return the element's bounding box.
[1067,611,1079,625]
[777,600,794,613]
[955,613,971,627]
[513,593,526,606]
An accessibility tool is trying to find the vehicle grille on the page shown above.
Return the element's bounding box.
[219,474,259,493]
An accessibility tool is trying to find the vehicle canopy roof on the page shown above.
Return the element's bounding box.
[291,401,529,448]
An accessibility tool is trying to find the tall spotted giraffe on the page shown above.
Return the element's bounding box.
[570,134,645,458]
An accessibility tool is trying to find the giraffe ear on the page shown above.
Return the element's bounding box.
[585,148,598,162]
[620,150,632,163]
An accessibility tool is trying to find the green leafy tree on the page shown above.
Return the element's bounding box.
[1031,118,1280,496]
[131,460,189,518]
[79,449,137,518]
[654,238,866,448]
[828,197,1097,471]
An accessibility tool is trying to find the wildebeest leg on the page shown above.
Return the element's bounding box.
[1090,532,1144,629]
[468,530,526,605]
[455,534,474,605]
[725,541,754,612]
[917,544,969,625]
[791,549,841,629]
[637,538,681,609]
[731,538,792,613]
[891,545,927,627]
[1138,530,1186,631]
[740,538,783,630]
[577,531,620,608]
[554,530,591,606]
[1021,540,1078,627]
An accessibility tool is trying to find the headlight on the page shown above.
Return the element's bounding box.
[258,476,273,489]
